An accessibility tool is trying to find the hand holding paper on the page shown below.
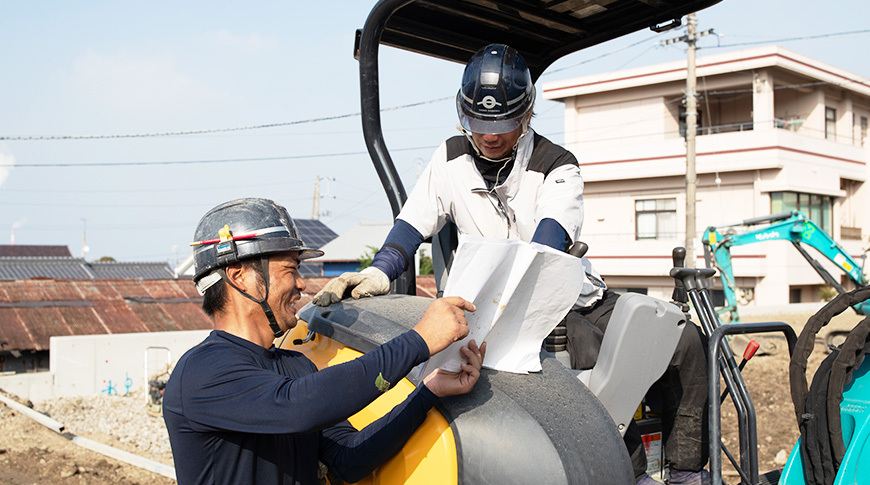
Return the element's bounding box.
[423,236,586,374]
[412,296,476,355]
[423,339,486,397]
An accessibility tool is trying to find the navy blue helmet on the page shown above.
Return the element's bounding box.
[456,44,535,135]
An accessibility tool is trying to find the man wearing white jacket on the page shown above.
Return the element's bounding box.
[314,44,711,485]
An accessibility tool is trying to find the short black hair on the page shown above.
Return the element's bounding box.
[201,259,264,317]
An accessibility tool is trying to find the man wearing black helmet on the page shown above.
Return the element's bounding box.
[163,197,485,485]
[314,44,712,485]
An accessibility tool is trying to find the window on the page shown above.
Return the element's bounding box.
[635,198,677,240]
[710,289,725,308]
[825,107,837,140]
[770,191,834,235]
[861,116,868,147]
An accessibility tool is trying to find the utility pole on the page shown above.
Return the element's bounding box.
[311,176,336,220]
[311,176,321,219]
[685,13,698,268]
[81,218,89,260]
[661,13,713,267]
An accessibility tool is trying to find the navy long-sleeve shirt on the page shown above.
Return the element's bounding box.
[163,329,437,485]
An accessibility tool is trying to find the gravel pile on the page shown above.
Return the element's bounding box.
[34,388,173,464]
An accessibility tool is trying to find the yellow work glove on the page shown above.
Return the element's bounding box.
[312,266,390,306]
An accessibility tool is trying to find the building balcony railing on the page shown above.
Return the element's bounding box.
[697,121,755,135]
[774,118,804,131]
[693,119,804,135]
[688,119,866,147]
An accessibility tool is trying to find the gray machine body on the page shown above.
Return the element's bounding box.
[298,295,635,485]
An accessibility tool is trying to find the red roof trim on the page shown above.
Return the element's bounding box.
[580,145,865,167]
[544,52,870,95]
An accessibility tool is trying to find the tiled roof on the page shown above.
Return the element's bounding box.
[0,275,438,352]
[0,258,94,280]
[0,245,72,257]
[0,257,175,281]
[0,278,211,351]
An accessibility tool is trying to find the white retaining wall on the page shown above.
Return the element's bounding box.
[0,330,210,401]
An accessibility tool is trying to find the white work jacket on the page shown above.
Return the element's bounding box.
[397,129,605,303]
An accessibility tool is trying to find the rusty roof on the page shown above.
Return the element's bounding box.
[0,275,438,352]
[0,278,210,351]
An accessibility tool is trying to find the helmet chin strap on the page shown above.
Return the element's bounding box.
[460,115,532,164]
[219,256,285,339]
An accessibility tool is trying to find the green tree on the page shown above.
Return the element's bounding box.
[419,249,433,275]
[819,284,838,302]
[357,245,379,271]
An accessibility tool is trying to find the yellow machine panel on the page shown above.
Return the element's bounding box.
[281,322,458,484]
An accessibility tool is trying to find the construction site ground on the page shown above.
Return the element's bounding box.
[0,304,864,484]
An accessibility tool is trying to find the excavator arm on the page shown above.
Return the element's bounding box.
[702,210,869,324]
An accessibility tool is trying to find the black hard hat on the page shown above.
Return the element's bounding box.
[191,198,323,290]
[456,44,535,135]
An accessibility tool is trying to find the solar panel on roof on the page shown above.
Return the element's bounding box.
[299,261,324,278]
[294,219,338,249]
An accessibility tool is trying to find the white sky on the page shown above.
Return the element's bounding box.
[1,0,868,265]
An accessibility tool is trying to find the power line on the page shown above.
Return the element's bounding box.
[709,29,870,49]
[0,144,439,168]
[542,34,663,76]
[7,75,855,170]
[2,34,684,143]
[0,180,309,194]
[5,29,867,144]
[0,97,452,141]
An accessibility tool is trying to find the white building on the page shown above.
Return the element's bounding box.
[543,45,869,308]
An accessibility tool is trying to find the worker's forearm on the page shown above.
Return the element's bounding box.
[319,384,438,482]
[371,219,425,280]
[531,217,571,251]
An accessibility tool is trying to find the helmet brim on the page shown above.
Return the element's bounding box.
[458,113,523,135]
[298,248,325,260]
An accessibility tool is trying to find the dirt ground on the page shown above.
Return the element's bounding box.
[717,307,864,482]
[0,407,175,485]
[0,306,864,484]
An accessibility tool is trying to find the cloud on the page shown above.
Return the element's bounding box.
[72,50,224,110]
[206,30,277,53]
[0,148,14,188]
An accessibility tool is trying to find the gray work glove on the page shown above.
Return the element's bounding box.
[312,266,390,306]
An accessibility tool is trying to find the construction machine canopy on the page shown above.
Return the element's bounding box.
[356,0,725,294]
[366,0,723,82]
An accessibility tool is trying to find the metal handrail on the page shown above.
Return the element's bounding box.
[707,321,796,485]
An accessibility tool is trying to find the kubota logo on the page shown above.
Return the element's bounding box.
[755,231,780,241]
[477,96,502,109]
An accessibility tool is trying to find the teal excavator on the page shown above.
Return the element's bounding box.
[702,210,869,324]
